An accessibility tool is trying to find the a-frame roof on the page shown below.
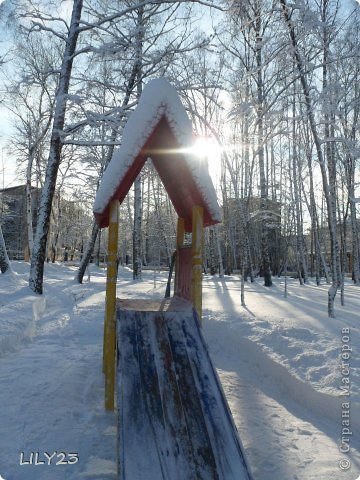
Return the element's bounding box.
[93,78,221,232]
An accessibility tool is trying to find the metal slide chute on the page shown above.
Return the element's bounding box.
[116,298,252,480]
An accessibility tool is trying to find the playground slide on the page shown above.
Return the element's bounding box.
[116,299,252,480]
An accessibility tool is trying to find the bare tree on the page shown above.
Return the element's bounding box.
[0,223,12,274]
[6,34,57,257]
[28,0,84,293]
[279,0,341,316]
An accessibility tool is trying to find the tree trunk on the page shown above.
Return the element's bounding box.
[255,8,272,287]
[345,151,360,284]
[94,229,101,266]
[29,0,83,294]
[216,224,224,277]
[291,94,308,284]
[303,138,322,285]
[350,194,360,284]
[0,223,12,274]
[241,265,245,306]
[77,221,99,284]
[26,148,35,258]
[132,5,144,281]
[133,174,142,280]
[209,228,217,275]
[280,0,340,316]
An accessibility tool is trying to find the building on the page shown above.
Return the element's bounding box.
[0,185,40,259]
[0,185,92,261]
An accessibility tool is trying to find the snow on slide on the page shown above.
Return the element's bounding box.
[116,298,252,480]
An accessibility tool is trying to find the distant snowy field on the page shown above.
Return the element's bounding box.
[0,262,359,480]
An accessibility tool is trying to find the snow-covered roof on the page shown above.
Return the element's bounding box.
[93,78,221,232]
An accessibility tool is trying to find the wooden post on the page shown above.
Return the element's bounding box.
[103,199,119,411]
[191,206,203,322]
[174,217,185,295]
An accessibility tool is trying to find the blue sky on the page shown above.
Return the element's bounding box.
[0,0,360,188]
[0,3,16,189]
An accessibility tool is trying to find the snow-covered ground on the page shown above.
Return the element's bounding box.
[0,262,359,480]
[202,276,360,480]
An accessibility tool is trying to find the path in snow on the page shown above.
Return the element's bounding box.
[0,264,117,480]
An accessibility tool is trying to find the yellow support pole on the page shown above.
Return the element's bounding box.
[174,217,185,295]
[103,199,119,411]
[191,206,203,322]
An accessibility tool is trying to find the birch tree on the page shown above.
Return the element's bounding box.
[28,0,84,293]
[0,223,12,274]
[219,0,284,286]
[279,0,341,316]
[335,8,360,284]
[131,4,145,280]
[0,185,13,275]
[6,34,57,258]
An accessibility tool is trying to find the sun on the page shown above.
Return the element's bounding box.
[191,136,223,181]
[191,136,218,158]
